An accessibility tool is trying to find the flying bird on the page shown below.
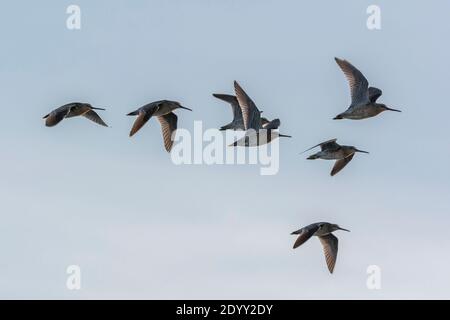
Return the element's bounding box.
[127,100,192,152]
[229,81,291,146]
[334,57,401,120]
[291,222,350,274]
[43,103,108,127]
[303,138,369,176]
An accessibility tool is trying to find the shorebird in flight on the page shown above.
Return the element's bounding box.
[229,81,291,146]
[43,103,108,127]
[303,139,369,176]
[127,100,192,152]
[291,222,349,274]
[334,57,401,120]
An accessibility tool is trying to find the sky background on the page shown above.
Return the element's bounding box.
[1,0,449,299]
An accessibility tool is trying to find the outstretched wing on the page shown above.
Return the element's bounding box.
[368,86,382,103]
[83,110,108,127]
[129,111,152,137]
[262,118,280,130]
[212,94,242,121]
[335,58,369,106]
[44,107,70,127]
[234,81,261,130]
[291,224,320,249]
[157,112,178,152]
[318,233,339,273]
[260,117,270,127]
[330,154,354,176]
[228,131,259,147]
[301,138,339,154]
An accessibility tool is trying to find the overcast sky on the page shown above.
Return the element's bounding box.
[1,0,450,299]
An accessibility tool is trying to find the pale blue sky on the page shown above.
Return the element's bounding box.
[1,0,450,299]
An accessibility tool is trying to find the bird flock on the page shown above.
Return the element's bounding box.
[43,57,401,274]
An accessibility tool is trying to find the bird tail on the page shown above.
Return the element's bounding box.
[127,110,139,116]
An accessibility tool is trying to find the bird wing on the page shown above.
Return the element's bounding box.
[262,118,280,130]
[229,135,249,147]
[228,130,261,147]
[44,107,70,127]
[335,58,370,106]
[157,112,178,152]
[260,117,270,127]
[129,111,152,137]
[83,110,108,127]
[321,140,341,152]
[318,233,339,273]
[234,81,261,130]
[330,153,354,176]
[292,224,320,249]
[301,138,338,154]
[368,86,382,103]
[212,94,242,121]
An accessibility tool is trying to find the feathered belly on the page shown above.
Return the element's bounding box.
[318,150,346,160]
[345,106,380,119]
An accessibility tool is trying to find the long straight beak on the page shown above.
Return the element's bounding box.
[91,107,106,111]
[356,149,369,154]
[339,227,350,232]
[179,106,193,111]
[386,107,401,112]
[279,134,292,138]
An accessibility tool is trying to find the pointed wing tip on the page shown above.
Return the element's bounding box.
[328,262,335,274]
